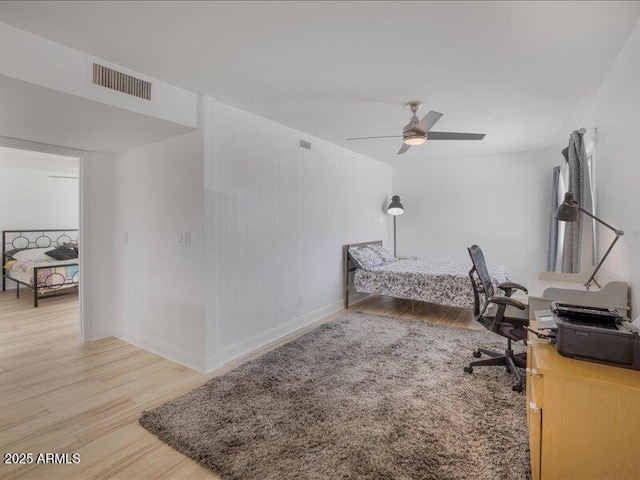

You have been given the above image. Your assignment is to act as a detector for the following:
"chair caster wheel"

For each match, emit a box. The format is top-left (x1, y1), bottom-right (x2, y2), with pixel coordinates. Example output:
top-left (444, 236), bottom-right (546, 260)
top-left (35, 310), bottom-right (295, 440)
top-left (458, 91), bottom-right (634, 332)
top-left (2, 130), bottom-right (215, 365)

top-left (464, 366), bottom-right (473, 374)
top-left (472, 350), bottom-right (481, 358)
top-left (506, 367), bottom-right (511, 374)
top-left (512, 385), bottom-right (523, 392)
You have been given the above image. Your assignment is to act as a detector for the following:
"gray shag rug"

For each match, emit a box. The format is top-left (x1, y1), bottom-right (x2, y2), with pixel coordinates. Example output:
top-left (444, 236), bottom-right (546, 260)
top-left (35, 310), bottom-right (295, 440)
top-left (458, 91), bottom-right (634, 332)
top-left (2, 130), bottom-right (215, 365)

top-left (140, 312), bottom-right (530, 480)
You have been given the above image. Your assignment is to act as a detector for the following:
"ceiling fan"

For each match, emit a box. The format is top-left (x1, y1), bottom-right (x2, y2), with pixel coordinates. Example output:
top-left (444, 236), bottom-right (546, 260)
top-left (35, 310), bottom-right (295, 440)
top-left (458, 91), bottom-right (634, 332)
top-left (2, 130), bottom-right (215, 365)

top-left (346, 101), bottom-right (486, 155)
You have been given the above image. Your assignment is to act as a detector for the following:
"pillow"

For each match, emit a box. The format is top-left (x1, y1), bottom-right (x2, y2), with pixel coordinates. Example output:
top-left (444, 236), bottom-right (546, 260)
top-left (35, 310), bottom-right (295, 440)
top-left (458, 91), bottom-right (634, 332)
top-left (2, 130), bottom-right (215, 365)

top-left (13, 248), bottom-right (54, 262)
top-left (45, 246), bottom-right (78, 261)
top-left (4, 248), bottom-right (26, 259)
top-left (369, 244), bottom-right (398, 265)
top-left (349, 246), bottom-right (385, 270)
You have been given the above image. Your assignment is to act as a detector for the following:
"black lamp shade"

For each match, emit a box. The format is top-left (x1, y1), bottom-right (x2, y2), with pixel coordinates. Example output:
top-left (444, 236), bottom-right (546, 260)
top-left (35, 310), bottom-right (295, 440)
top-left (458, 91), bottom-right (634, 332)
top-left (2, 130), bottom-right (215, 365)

top-left (555, 192), bottom-right (580, 222)
top-left (387, 195), bottom-right (405, 216)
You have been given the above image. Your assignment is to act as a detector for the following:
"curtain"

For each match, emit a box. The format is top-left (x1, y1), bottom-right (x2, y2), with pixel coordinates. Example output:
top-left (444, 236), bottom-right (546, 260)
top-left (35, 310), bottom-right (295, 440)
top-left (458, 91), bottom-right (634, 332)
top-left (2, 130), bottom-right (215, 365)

top-left (547, 166), bottom-right (561, 271)
top-left (561, 131), bottom-right (587, 273)
top-left (547, 130), bottom-right (595, 274)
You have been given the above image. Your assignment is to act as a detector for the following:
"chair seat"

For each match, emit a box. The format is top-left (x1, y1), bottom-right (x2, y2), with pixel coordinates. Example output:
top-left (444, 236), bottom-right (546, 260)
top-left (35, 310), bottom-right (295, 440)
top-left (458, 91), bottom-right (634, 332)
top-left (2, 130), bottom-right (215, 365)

top-left (486, 303), bottom-right (529, 341)
top-left (497, 322), bottom-right (527, 341)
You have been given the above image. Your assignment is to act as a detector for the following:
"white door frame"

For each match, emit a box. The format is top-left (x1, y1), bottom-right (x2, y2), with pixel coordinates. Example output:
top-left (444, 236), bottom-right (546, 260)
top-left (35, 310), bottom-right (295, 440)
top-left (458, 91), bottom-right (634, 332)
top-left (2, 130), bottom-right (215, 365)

top-left (0, 135), bottom-right (88, 342)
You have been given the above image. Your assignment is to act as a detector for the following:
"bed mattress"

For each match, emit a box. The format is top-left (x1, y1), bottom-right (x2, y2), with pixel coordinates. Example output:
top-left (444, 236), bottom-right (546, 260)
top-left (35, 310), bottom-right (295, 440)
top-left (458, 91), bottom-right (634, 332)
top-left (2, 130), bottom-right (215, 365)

top-left (5, 270), bottom-right (33, 285)
top-left (4, 260), bottom-right (79, 292)
top-left (353, 259), bottom-right (510, 309)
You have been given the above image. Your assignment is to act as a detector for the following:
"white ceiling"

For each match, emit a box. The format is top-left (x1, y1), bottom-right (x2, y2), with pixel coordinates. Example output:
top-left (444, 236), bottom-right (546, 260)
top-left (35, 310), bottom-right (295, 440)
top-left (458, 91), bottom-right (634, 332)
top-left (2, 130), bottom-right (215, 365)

top-left (0, 74), bottom-right (193, 153)
top-left (1, 1), bottom-right (639, 164)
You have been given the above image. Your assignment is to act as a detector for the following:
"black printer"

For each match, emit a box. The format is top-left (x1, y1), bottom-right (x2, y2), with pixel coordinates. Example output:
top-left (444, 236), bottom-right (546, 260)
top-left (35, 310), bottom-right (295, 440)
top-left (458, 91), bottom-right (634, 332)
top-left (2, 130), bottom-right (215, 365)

top-left (549, 302), bottom-right (640, 371)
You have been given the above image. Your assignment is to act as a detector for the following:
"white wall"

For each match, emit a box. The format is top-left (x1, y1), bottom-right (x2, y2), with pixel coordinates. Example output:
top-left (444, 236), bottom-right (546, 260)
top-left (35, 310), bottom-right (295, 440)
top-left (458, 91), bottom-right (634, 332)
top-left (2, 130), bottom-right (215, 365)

top-left (0, 150), bottom-right (79, 289)
top-left (111, 131), bottom-right (205, 370)
top-left (203, 98), bottom-right (392, 369)
top-left (392, 149), bottom-right (560, 282)
top-left (575, 18), bottom-right (640, 314)
top-left (82, 152), bottom-right (114, 340)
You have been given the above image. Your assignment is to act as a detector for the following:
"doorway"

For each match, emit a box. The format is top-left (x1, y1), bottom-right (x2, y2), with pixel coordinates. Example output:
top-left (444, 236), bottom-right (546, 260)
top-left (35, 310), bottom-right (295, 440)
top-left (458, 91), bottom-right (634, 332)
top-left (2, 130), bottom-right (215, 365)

top-left (0, 135), bottom-right (87, 341)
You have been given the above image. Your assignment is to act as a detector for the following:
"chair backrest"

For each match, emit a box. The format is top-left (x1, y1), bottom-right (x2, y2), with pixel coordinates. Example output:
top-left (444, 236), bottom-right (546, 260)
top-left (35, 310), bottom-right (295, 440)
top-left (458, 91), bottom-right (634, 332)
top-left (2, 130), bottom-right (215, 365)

top-left (467, 245), bottom-right (495, 319)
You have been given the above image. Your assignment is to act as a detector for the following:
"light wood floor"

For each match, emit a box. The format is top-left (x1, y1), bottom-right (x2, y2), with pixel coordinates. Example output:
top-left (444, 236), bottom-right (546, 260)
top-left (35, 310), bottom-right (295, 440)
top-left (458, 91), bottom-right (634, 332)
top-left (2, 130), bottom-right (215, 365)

top-left (353, 294), bottom-right (481, 330)
top-left (0, 291), bottom-right (476, 479)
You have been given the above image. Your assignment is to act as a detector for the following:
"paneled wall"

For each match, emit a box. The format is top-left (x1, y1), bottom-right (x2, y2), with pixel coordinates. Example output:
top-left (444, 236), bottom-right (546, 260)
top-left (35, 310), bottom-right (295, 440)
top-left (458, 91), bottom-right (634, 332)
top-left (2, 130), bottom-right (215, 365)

top-left (204, 98), bottom-right (392, 369)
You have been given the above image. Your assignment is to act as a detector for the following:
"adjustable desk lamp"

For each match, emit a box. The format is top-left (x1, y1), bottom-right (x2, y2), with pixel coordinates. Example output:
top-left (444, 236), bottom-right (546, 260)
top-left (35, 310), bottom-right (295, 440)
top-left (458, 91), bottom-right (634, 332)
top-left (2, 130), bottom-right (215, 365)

top-left (555, 192), bottom-right (624, 290)
top-left (387, 195), bottom-right (405, 258)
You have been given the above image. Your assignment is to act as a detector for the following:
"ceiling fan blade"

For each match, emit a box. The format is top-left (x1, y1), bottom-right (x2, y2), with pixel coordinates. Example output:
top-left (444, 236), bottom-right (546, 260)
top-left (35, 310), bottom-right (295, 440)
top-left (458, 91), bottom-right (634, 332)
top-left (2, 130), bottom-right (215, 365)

top-left (417, 111), bottom-right (443, 132)
top-left (397, 143), bottom-right (411, 155)
top-left (427, 132), bottom-right (486, 140)
top-left (346, 135), bottom-right (403, 141)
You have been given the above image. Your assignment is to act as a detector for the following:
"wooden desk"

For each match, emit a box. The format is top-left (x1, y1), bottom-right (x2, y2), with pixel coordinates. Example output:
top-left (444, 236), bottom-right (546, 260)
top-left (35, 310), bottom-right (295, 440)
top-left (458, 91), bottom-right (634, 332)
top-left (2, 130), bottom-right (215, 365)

top-left (526, 321), bottom-right (640, 479)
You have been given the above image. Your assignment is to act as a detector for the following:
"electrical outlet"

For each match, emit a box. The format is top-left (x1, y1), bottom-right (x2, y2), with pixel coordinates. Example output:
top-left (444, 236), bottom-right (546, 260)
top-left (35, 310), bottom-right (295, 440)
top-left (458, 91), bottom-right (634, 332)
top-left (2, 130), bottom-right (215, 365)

top-left (178, 231), bottom-right (191, 248)
top-left (297, 295), bottom-right (304, 307)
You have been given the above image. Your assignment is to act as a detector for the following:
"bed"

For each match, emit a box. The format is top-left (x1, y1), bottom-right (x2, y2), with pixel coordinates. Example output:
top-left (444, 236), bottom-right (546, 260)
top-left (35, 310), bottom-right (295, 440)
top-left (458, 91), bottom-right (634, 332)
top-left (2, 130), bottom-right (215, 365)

top-left (343, 240), bottom-right (510, 309)
top-left (2, 229), bottom-right (79, 307)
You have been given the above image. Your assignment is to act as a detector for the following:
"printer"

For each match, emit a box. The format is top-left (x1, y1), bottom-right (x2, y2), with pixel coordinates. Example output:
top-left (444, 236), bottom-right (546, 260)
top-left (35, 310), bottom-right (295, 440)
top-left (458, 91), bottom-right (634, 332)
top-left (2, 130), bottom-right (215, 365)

top-left (546, 302), bottom-right (640, 371)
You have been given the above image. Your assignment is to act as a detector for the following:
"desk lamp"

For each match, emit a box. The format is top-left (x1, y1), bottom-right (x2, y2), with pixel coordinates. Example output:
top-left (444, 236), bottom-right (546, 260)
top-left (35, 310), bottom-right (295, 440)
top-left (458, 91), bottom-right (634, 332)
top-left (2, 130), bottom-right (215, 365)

top-left (555, 192), bottom-right (624, 289)
top-left (387, 195), bottom-right (405, 257)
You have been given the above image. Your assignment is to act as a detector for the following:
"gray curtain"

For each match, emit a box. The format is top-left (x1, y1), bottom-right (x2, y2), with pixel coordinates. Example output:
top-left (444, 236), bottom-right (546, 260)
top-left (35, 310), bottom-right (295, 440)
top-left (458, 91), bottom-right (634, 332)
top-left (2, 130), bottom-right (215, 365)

top-left (561, 131), bottom-right (587, 273)
top-left (547, 166), bottom-right (561, 271)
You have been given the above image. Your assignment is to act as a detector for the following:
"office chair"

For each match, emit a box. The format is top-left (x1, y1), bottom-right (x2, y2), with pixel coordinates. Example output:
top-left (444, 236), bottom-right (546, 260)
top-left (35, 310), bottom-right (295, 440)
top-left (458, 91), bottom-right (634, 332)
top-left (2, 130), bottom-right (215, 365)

top-left (464, 245), bottom-right (529, 392)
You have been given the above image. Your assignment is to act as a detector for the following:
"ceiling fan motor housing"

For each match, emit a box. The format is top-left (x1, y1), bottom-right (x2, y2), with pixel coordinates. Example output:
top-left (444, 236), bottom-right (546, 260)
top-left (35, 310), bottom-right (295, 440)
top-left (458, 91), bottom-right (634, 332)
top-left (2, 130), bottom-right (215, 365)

top-left (344, 100), bottom-right (484, 154)
top-left (403, 117), bottom-right (426, 145)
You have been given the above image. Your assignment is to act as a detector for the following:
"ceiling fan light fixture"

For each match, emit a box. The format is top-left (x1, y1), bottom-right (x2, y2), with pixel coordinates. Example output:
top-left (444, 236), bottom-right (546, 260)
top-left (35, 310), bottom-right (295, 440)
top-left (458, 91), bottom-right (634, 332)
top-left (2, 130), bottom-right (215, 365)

top-left (403, 133), bottom-right (426, 146)
top-left (344, 101), bottom-right (485, 156)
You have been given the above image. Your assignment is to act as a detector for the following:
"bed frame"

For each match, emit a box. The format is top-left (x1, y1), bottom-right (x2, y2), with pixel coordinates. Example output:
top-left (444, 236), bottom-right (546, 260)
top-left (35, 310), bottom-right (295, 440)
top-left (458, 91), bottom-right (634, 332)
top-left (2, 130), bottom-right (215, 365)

top-left (343, 240), bottom-right (383, 309)
top-left (2, 229), bottom-right (79, 307)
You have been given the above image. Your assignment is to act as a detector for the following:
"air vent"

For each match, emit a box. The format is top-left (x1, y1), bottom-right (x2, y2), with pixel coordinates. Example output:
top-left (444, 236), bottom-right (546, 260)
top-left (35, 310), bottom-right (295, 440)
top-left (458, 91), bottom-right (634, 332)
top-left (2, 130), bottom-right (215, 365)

top-left (92, 63), bottom-right (151, 100)
top-left (299, 140), bottom-right (312, 150)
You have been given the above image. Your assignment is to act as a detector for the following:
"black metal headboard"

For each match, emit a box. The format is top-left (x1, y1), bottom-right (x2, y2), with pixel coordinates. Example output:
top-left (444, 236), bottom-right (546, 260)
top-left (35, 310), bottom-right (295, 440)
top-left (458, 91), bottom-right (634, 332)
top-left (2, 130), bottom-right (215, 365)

top-left (343, 240), bottom-right (383, 309)
top-left (2, 229), bottom-right (79, 259)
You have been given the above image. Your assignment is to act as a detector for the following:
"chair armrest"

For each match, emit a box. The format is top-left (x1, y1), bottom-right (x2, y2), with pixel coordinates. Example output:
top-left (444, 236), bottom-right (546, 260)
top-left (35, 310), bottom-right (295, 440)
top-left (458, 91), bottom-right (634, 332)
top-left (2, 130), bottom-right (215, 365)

top-left (498, 281), bottom-right (528, 297)
top-left (488, 295), bottom-right (527, 311)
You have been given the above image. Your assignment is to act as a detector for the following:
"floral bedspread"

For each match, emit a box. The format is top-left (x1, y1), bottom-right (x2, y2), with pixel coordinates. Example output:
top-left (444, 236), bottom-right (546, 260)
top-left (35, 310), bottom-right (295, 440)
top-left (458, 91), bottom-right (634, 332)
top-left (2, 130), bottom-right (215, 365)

top-left (353, 259), bottom-right (510, 309)
top-left (4, 259), bottom-right (80, 291)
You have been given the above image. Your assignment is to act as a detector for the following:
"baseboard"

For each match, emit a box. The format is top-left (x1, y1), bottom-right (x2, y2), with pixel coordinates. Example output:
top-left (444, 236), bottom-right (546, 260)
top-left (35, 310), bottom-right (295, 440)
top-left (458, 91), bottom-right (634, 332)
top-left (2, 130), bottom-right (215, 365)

top-left (205, 299), bottom-right (345, 372)
top-left (84, 324), bottom-right (112, 341)
top-left (347, 291), bottom-right (371, 306)
top-left (114, 326), bottom-right (206, 372)
top-left (110, 296), bottom-right (366, 373)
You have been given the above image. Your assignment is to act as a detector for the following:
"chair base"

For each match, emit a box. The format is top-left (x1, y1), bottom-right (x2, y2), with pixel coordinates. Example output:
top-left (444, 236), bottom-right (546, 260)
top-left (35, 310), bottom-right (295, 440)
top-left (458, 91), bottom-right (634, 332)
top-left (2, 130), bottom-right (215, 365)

top-left (464, 347), bottom-right (527, 392)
